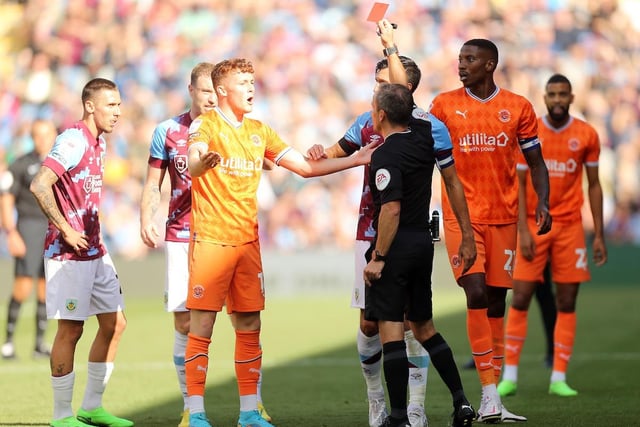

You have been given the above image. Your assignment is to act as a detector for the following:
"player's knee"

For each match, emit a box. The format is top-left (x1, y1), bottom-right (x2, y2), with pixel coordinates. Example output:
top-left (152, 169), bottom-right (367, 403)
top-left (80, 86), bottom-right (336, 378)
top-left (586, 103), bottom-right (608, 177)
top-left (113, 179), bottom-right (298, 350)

top-left (114, 311), bottom-right (127, 337)
top-left (360, 319), bottom-right (379, 336)
top-left (511, 294), bottom-right (531, 311)
top-left (174, 314), bottom-right (190, 335)
top-left (58, 320), bottom-right (84, 344)
top-left (410, 320), bottom-right (436, 342)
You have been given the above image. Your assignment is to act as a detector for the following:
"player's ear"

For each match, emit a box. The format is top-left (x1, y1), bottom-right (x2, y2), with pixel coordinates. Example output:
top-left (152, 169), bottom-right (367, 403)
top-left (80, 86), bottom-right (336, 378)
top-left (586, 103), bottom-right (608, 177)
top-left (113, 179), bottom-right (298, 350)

top-left (84, 99), bottom-right (95, 114)
top-left (216, 85), bottom-right (226, 97)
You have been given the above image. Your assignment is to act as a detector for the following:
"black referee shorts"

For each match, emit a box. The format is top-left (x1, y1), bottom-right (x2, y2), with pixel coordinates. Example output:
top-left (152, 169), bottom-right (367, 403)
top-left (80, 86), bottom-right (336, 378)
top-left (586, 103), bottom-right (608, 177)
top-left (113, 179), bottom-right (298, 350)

top-left (15, 217), bottom-right (47, 278)
top-left (364, 230), bottom-right (434, 323)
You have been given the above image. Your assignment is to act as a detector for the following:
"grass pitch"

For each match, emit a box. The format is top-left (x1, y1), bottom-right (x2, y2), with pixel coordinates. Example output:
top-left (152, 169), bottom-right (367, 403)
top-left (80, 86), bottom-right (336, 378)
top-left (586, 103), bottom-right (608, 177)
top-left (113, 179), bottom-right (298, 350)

top-left (0, 246), bottom-right (638, 426)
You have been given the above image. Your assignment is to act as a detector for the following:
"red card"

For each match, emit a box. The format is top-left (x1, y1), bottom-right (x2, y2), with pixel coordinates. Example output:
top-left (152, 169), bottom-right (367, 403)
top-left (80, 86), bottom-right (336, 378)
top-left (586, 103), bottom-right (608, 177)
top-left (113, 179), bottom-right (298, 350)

top-left (367, 2), bottom-right (389, 22)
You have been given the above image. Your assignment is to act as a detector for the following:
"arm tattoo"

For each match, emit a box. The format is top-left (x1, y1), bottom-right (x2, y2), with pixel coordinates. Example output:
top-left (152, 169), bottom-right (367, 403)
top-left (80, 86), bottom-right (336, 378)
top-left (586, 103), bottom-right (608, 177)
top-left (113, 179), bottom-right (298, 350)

top-left (30, 168), bottom-right (70, 233)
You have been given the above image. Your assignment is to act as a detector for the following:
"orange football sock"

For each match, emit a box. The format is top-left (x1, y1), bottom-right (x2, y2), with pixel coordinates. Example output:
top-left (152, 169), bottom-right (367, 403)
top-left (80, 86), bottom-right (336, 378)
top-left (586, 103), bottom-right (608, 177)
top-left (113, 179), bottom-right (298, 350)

top-left (504, 307), bottom-right (528, 367)
top-left (553, 311), bottom-right (576, 373)
top-left (185, 333), bottom-right (211, 398)
top-left (489, 316), bottom-right (505, 382)
top-left (235, 329), bottom-right (262, 396)
top-left (467, 308), bottom-right (495, 386)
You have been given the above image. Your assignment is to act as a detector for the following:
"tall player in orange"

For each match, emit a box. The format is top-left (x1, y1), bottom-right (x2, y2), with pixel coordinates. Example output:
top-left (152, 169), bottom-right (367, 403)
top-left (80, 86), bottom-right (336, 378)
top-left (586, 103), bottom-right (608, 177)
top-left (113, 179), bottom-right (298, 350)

top-left (185, 58), bottom-right (378, 427)
top-left (429, 39), bottom-right (552, 423)
top-left (498, 74), bottom-right (607, 398)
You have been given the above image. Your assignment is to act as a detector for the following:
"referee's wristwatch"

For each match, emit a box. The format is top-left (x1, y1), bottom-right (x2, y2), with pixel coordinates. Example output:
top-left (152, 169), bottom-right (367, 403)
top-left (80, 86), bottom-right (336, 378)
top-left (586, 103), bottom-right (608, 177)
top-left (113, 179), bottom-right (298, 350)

top-left (374, 250), bottom-right (387, 262)
top-left (382, 45), bottom-right (398, 57)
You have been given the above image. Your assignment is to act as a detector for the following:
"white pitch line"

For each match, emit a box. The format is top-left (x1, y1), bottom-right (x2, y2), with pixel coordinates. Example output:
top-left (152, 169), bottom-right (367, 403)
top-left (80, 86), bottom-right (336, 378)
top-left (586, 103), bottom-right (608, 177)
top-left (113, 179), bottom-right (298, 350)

top-left (2, 352), bottom-right (639, 375)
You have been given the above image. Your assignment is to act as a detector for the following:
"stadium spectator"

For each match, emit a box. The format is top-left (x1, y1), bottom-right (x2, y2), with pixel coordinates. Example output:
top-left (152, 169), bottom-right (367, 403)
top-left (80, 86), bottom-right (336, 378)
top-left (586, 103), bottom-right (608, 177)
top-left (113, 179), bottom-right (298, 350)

top-left (0, 1), bottom-right (637, 255)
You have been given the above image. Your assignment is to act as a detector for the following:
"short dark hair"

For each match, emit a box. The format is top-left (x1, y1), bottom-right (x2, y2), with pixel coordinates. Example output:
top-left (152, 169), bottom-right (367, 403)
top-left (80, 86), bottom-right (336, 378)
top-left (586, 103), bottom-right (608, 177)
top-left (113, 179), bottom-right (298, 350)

top-left (374, 83), bottom-right (413, 126)
top-left (463, 38), bottom-right (499, 63)
top-left (546, 73), bottom-right (572, 91)
top-left (82, 78), bottom-right (118, 103)
top-left (375, 55), bottom-right (421, 94)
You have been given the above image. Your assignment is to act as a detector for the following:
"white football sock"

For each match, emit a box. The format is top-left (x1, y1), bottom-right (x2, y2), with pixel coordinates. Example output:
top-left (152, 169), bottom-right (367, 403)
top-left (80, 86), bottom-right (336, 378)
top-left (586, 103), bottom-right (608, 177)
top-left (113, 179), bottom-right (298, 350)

top-left (81, 362), bottom-right (114, 411)
top-left (405, 329), bottom-right (430, 406)
top-left (357, 328), bottom-right (384, 397)
top-left (174, 331), bottom-right (188, 408)
top-left (52, 371), bottom-right (75, 420)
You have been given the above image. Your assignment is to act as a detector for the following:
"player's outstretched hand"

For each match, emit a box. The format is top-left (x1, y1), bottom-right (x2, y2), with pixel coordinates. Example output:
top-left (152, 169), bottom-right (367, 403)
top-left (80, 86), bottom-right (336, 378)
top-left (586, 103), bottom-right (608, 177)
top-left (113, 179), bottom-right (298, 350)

top-left (200, 151), bottom-right (221, 169)
top-left (306, 144), bottom-right (328, 160)
top-left (356, 137), bottom-right (383, 166)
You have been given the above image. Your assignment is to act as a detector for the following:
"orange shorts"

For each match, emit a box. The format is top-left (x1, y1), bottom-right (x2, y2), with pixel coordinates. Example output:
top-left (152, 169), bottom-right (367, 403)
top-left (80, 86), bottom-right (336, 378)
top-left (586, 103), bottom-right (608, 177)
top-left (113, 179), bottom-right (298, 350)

top-left (514, 218), bottom-right (590, 284)
top-left (187, 239), bottom-right (265, 313)
top-left (444, 220), bottom-right (516, 288)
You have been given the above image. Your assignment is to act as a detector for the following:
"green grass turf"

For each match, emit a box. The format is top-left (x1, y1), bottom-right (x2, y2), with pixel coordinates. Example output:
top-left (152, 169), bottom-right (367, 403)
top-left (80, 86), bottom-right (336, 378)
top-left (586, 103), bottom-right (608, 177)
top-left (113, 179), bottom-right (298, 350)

top-left (0, 246), bottom-right (638, 426)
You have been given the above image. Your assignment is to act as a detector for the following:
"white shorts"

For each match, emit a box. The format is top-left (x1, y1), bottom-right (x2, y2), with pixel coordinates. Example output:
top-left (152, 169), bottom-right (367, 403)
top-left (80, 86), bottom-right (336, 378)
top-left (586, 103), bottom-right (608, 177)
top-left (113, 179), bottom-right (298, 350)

top-left (351, 240), bottom-right (372, 309)
top-left (165, 241), bottom-right (189, 312)
top-left (44, 254), bottom-right (124, 321)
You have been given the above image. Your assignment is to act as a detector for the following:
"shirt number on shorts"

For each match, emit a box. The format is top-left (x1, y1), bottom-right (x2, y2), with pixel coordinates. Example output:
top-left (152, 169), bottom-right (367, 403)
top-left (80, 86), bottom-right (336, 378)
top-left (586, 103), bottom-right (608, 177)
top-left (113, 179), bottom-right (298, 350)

top-left (504, 249), bottom-right (515, 273)
top-left (575, 248), bottom-right (588, 270)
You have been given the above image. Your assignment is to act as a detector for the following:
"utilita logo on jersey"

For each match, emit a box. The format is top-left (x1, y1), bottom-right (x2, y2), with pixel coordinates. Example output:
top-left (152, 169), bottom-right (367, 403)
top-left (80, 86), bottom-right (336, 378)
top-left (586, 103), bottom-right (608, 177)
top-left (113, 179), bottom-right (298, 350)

top-left (83, 175), bottom-right (103, 194)
top-left (458, 131), bottom-right (509, 153)
top-left (546, 158), bottom-right (577, 177)
top-left (218, 156), bottom-right (264, 177)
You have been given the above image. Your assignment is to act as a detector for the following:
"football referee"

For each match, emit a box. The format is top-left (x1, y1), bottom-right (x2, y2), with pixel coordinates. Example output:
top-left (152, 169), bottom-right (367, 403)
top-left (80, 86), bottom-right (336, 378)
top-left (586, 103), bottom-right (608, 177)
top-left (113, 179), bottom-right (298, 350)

top-left (362, 78), bottom-right (476, 427)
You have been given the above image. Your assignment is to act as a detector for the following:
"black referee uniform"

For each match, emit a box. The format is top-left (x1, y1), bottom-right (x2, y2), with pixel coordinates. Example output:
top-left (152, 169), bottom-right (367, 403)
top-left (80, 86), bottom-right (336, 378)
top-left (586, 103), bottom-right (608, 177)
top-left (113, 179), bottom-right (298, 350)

top-left (365, 110), bottom-right (436, 323)
top-left (3, 150), bottom-right (48, 278)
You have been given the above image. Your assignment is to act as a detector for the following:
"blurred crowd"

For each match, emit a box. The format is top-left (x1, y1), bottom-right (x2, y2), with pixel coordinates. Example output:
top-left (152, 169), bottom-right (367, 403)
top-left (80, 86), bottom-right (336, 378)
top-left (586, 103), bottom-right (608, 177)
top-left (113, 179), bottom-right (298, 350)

top-left (1, 0), bottom-right (639, 259)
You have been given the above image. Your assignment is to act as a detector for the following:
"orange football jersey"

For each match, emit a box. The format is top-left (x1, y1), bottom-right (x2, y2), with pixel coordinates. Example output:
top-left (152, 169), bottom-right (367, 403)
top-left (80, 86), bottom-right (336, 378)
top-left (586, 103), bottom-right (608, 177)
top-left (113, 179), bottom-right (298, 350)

top-left (188, 109), bottom-right (291, 245)
top-left (430, 87), bottom-right (539, 224)
top-left (518, 115), bottom-right (600, 223)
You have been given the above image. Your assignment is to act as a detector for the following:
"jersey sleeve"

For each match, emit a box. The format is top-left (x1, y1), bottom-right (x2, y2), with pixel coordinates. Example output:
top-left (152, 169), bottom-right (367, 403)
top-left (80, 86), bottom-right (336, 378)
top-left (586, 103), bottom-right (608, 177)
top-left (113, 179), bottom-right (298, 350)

top-left (342, 111), bottom-right (372, 151)
top-left (427, 96), bottom-right (444, 122)
top-left (429, 113), bottom-right (452, 152)
top-left (0, 169), bottom-right (13, 194)
top-left (584, 126), bottom-right (601, 166)
top-left (43, 129), bottom-right (85, 177)
top-left (517, 100), bottom-right (540, 153)
top-left (149, 121), bottom-right (170, 168)
top-left (263, 123), bottom-right (292, 165)
top-left (372, 150), bottom-right (403, 204)
top-left (187, 116), bottom-right (211, 152)
top-left (429, 113), bottom-right (455, 170)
